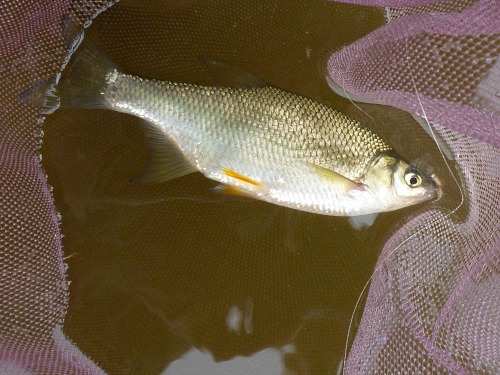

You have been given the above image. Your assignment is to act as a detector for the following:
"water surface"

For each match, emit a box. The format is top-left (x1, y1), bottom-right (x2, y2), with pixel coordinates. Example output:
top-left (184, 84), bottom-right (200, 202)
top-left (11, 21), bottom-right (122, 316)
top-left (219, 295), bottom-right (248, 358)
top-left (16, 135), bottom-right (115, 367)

top-left (41, 1), bottom-right (450, 373)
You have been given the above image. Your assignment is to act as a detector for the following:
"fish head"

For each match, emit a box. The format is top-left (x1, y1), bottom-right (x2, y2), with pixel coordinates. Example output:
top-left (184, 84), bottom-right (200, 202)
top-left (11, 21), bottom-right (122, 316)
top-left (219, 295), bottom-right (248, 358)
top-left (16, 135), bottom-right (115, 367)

top-left (364, 152), bottom-right (442, 212)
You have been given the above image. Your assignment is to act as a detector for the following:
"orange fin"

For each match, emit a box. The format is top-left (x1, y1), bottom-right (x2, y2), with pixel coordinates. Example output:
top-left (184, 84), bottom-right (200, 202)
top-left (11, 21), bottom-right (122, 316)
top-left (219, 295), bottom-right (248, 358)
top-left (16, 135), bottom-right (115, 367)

top-left (222, 168), bottom-right (262, 186)
top-left (213, 185), bottom-right (255, 198)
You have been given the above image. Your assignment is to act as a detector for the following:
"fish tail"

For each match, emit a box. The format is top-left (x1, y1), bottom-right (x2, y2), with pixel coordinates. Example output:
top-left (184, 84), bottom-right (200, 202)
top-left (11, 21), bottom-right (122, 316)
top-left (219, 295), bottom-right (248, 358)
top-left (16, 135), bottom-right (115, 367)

top-left (57, 38), bottom-right (119, 109)
top-left (19, 37), bottom-right (119, 112)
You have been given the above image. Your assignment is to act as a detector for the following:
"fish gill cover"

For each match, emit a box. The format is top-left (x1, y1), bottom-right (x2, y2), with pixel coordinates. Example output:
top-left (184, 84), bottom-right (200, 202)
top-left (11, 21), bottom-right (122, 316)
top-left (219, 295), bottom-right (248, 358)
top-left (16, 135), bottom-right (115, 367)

top-left (0, 0), bottom-right (498, 375)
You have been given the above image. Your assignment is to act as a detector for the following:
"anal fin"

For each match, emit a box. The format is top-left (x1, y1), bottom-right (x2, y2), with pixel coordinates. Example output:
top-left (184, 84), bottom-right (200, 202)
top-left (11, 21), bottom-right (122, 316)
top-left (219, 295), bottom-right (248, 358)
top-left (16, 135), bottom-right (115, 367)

top-left (131, 121), bottom-right (197, 184)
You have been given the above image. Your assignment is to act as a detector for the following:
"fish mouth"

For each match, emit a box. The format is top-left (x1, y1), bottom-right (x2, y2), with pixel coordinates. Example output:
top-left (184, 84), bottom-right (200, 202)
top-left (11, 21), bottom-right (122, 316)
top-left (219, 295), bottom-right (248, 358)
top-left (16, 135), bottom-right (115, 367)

top-left (430, 173), bottom-right (444, 202)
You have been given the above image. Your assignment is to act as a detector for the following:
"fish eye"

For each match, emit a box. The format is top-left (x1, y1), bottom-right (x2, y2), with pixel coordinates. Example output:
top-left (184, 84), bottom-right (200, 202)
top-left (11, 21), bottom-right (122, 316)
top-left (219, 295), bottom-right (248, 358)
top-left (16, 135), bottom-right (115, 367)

top-left (404, 172), bottom-right (422, 188)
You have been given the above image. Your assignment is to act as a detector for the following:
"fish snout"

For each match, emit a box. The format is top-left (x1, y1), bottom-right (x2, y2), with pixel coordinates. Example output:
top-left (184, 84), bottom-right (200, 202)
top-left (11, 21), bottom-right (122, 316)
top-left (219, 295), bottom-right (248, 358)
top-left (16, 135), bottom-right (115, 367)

top-left (430, 173), bottom-right (443, 201)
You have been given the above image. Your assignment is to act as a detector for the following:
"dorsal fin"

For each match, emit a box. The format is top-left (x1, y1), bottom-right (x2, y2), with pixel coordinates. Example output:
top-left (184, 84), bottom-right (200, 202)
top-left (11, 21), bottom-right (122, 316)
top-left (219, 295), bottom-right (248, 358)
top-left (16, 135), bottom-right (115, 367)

top-left (199, 57), bottom-right (267, 88)
top-left (325, 75), bottom-right (379, 104)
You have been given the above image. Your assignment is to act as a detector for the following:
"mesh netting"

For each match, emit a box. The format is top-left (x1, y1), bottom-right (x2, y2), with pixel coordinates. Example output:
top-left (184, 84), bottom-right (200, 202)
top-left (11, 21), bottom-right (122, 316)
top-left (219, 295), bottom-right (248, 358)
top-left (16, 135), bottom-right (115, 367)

top-left (327, 0), bottom-right (500, 374)
top-left (1, 0), bottom-right (498, 374)
top-left (343, 129), bottom-right (499, 374)
top-left (0, 1), bottom-right (111, 373)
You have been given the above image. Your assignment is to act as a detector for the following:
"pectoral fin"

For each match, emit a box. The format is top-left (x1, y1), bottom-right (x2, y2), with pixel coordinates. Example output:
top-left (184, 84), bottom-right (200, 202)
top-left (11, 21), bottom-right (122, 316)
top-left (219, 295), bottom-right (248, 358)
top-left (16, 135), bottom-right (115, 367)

top-left (305, 162), bottom-right (364, 194)
top-left (348, 213), bottom-right (379, 230)
top-left (131, 122), bottom-right (197, 184)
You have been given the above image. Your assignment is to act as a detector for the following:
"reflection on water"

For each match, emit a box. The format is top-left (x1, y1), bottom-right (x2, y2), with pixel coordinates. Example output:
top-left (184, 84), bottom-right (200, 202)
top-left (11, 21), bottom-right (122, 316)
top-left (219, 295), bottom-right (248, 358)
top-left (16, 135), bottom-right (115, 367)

top-left (162, 345), bottom-right (306, 375)
top-left (40, 0), bottom-right (455, 374)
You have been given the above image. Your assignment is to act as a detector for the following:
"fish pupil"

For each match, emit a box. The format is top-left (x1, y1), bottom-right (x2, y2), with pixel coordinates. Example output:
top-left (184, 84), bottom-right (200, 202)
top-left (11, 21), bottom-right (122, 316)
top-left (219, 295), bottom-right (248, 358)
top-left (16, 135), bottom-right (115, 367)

top-left (410, 176), bottom-right (418, 185)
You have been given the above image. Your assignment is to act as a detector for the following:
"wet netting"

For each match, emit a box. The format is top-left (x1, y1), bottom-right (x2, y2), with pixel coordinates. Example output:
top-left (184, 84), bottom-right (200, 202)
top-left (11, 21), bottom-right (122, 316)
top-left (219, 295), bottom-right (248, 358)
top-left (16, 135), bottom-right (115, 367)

top-left (327, 0), bottom-right (499, 374)
top-left (1, 0), bottom-right (498, 374)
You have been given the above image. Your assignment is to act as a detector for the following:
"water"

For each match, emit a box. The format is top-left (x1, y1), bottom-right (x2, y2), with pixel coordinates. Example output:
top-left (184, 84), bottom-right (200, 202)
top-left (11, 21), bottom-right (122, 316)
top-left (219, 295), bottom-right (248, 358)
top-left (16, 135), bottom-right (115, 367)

top-left (40, 1), bottom-right (450, 373)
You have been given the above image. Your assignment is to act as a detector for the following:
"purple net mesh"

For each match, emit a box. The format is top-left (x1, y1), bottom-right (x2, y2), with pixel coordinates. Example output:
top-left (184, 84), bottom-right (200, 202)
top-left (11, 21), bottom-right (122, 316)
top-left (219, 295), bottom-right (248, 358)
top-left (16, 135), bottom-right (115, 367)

top-left (0, 1), bottom-right (110, 373)
top-left (1, 0), bottom-right (498, 374)
top-left (327, 0), bottom-right (499, 374)
top-left (328, 0), bottom-right (499, 148)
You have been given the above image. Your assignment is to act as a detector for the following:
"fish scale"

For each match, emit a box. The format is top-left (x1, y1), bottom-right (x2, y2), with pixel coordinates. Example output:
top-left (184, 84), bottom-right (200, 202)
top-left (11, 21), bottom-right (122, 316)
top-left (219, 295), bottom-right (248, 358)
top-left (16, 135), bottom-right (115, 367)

top-left (106, 75), bottom-right (390, 181)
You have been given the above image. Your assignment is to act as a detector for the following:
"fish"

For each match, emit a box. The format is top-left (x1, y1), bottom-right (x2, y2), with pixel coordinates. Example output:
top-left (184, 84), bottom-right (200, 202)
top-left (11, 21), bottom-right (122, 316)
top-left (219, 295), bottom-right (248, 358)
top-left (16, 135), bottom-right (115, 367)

top-left (21, 39), bottom-right (442, 217)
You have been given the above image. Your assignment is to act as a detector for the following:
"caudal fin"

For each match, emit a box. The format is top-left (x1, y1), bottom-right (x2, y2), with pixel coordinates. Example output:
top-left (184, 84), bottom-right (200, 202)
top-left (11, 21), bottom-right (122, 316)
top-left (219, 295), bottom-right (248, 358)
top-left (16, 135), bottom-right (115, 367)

top-left (57, 38), bottom-right (119, 109)
top-left (20, 37), bottom-right (119, 112)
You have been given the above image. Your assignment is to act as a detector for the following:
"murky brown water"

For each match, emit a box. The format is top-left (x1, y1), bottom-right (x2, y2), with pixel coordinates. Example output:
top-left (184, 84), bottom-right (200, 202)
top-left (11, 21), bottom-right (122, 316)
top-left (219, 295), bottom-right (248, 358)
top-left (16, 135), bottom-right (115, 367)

top-left (41, 1), bottom-right (453, 374)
